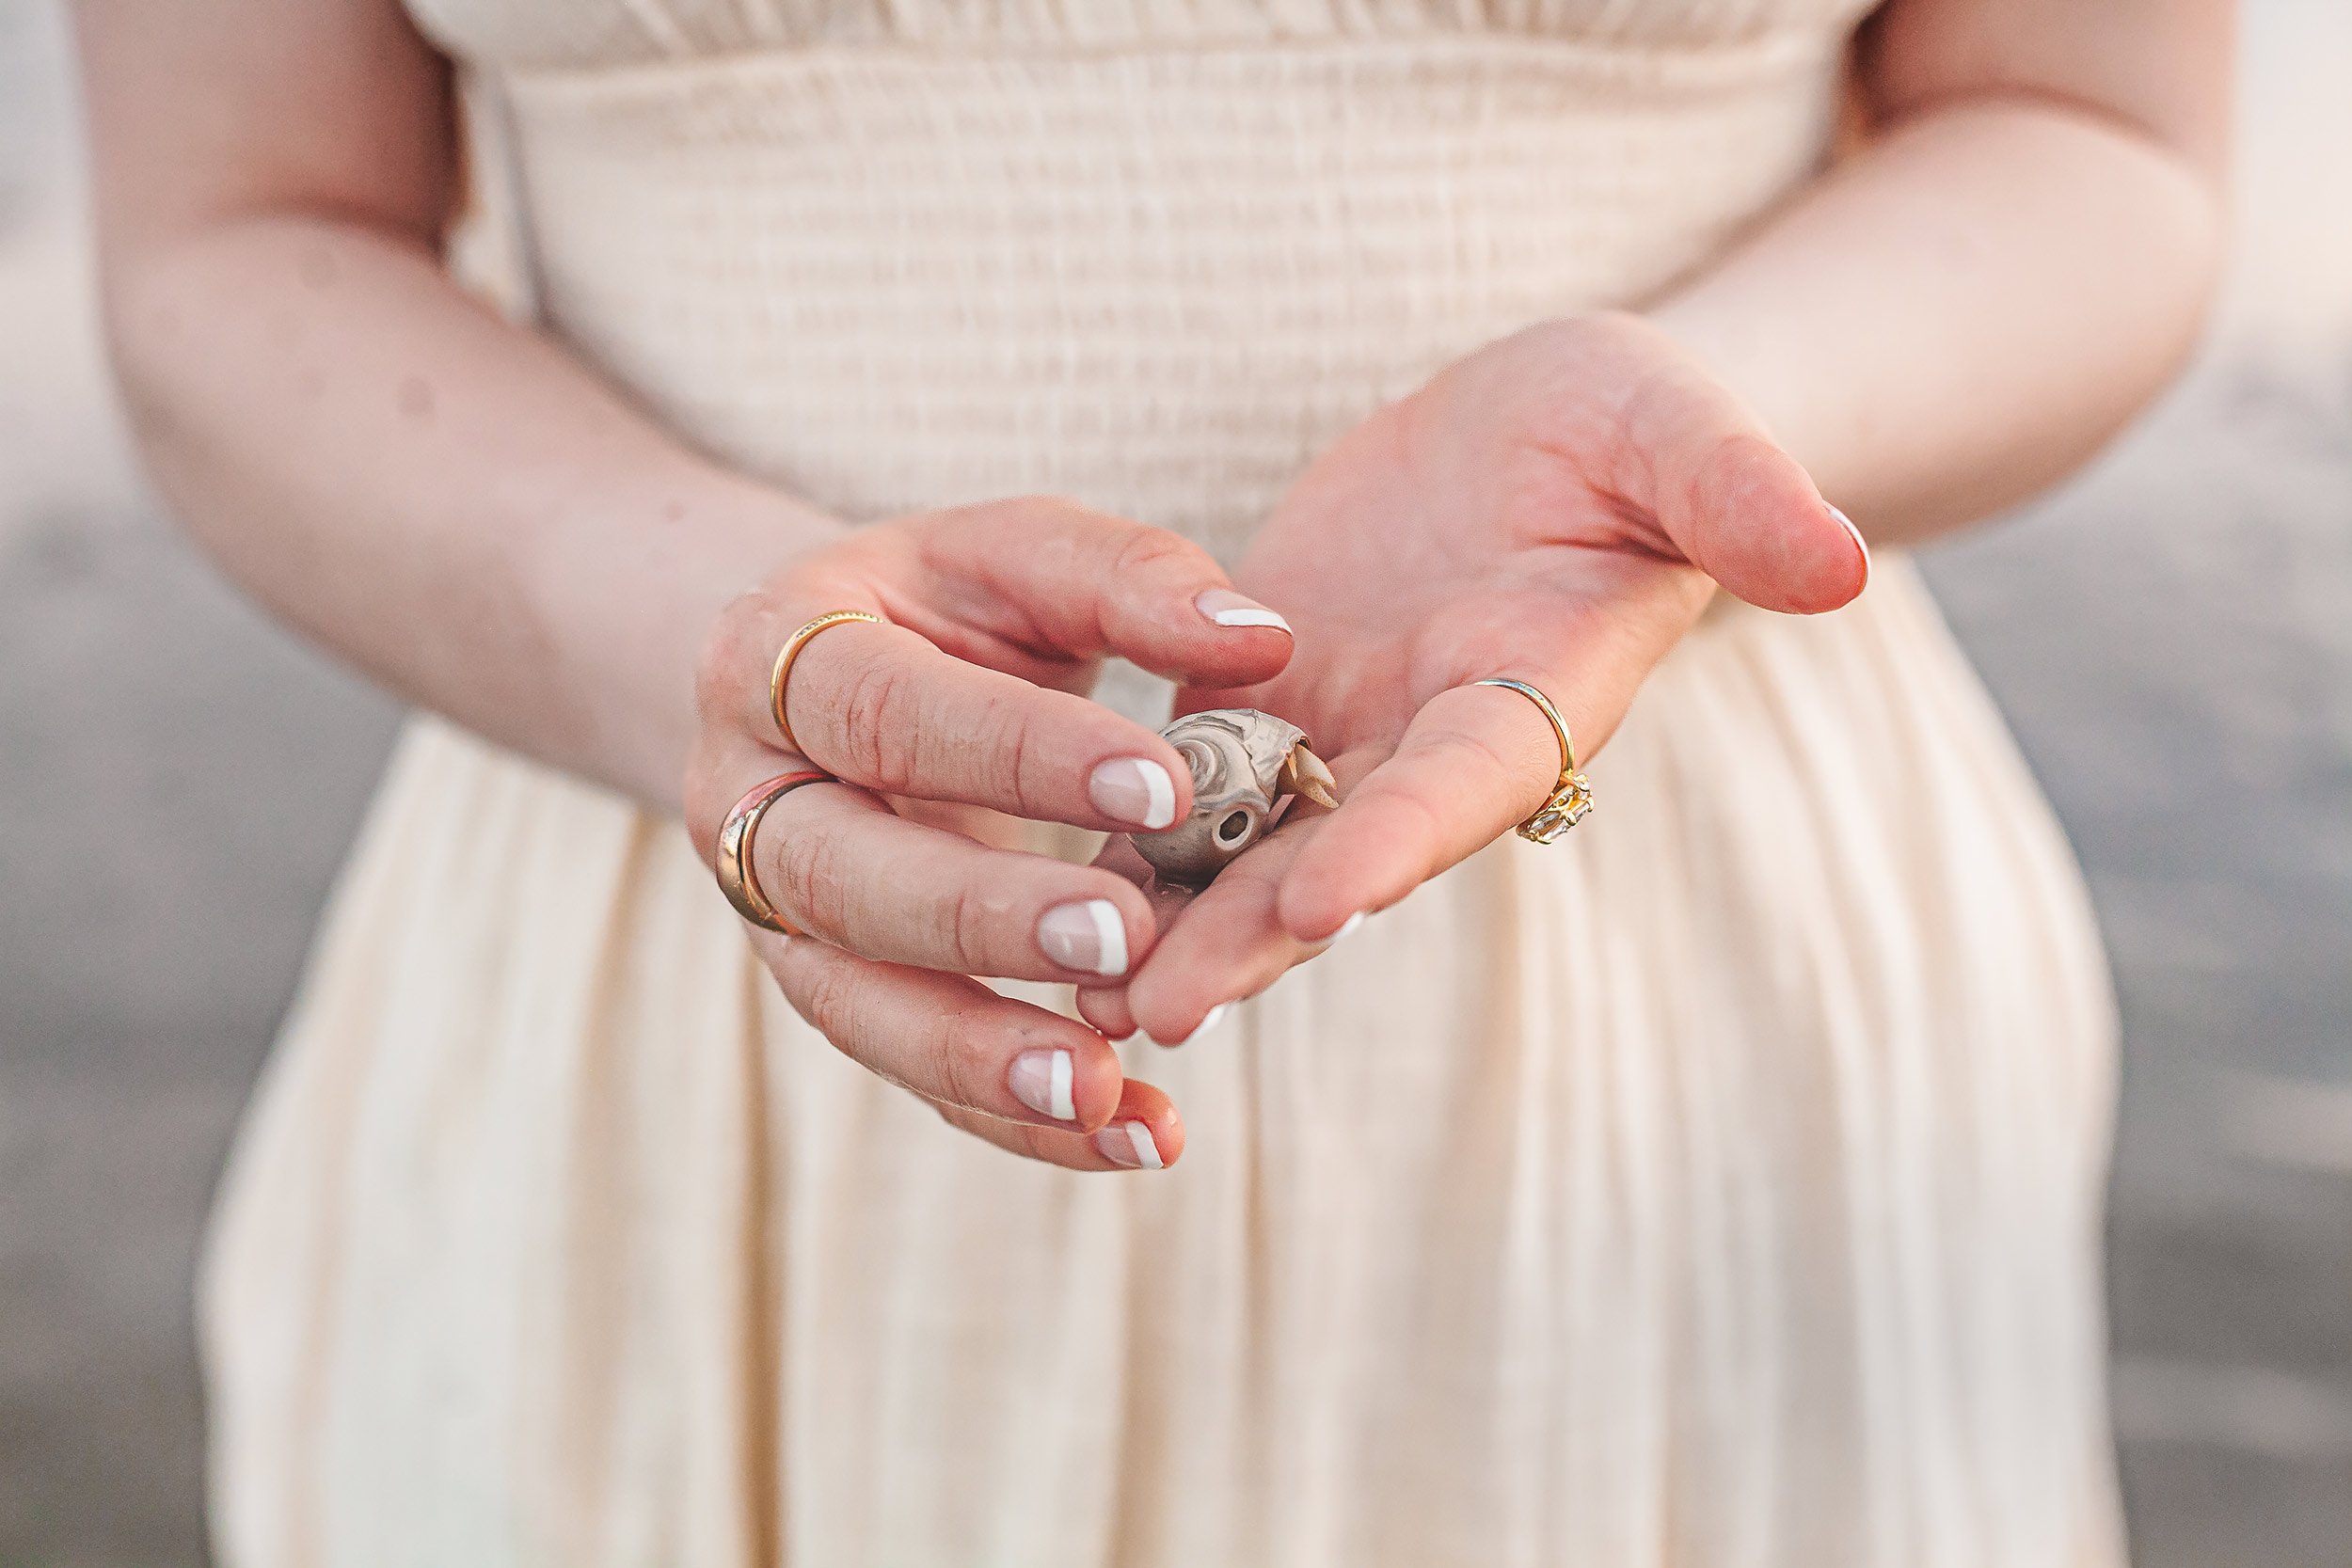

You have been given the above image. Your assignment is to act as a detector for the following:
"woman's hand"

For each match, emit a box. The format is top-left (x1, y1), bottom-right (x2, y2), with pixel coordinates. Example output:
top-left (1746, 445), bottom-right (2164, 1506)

top-left (1079, 313), bottom-right (1871, 1043)
top-left (681, 499), bottom-right (1295, 1170)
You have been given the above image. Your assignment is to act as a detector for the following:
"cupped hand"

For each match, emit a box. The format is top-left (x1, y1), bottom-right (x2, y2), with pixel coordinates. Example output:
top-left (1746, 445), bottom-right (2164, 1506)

top-left (681, 498), bottom-right (1295, 1169)
top-left (1079, 312), bottom-right (1870, 1044)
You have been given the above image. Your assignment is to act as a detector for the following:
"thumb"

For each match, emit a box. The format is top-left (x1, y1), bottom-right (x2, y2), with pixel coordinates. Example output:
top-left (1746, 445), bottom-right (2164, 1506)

top-left (1615, 367), bottom-right (1870, 614)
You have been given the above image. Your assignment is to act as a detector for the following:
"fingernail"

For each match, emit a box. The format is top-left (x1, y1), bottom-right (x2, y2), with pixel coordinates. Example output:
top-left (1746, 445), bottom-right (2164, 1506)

top-left (1089, 757), bottom-right (1178, 831)
top-left (1196, 589), bottom-right (1292, 634)
top-left (1827, 504), bottom-right (1871, 588)
top-left (1008, 1049), bottom-right (1076, 1121)
top-left (1096, 1120), bottom-right (1166, 1170)
top-left (1038, 898), bottom-right (1130, 977)
top-left (1318, 911), bottom-right (1365, 947)
top-left (1152, 1001), bottom-right (1232, 1048)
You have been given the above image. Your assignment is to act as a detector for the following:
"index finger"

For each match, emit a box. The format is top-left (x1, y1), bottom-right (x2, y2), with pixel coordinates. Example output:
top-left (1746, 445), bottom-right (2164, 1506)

top-left (889, 499), bottom-right (1297, 690)
top-left (1273, 682), bottom-right (1581, 942)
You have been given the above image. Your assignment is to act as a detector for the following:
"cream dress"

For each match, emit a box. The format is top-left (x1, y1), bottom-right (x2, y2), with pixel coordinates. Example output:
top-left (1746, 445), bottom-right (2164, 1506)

top-left (200, 2), bottom-right (2126, 1564)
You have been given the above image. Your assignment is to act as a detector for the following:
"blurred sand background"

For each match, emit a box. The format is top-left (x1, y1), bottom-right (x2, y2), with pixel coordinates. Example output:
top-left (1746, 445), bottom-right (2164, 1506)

top-left (2, 2), bottom-right (2346, 1562)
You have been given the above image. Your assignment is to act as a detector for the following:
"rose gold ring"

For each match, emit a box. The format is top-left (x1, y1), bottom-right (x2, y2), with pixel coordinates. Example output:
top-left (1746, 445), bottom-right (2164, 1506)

top-left (769, 609), bottom-right (885, 753)
top-left (713, 770), bottom-right (834, 934)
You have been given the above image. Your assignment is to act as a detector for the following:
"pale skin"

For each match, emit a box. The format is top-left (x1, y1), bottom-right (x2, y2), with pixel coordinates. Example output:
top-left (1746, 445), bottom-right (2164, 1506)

top-left (76, 0), bottom-right (2228, 1170)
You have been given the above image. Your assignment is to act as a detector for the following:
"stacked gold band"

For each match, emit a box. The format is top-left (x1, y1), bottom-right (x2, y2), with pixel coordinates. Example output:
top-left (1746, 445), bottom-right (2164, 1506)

top-left (770, 609), bottom-right (885, 753)
top-left (1472, 677), bottom-right (1595, 843)
top-left (714, 770), bottom-right (834, 934)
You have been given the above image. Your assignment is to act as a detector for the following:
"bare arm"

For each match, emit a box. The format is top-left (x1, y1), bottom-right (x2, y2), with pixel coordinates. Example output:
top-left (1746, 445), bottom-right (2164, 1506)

top-left (76, 0), bottom-right (1309, 1172)
top-left (75, 0), bottom-right (834, 808)
top-left (1653, 0), bottom-right (2231, 541)
top-left (1100, 0), bottom-right (2235, 1029)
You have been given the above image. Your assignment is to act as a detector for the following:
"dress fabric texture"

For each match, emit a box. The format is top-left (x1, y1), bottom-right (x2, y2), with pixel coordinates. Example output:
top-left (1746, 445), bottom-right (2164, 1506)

top-left (201, 1), bottom-right (2125, 1563)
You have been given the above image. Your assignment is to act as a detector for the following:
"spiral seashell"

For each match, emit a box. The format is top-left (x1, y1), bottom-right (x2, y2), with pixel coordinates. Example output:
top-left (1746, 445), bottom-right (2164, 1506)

top-left (1132, 709), bottom-right (1338, 885)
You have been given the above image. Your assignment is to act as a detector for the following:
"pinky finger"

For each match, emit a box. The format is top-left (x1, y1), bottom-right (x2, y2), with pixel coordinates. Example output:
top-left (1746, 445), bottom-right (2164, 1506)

top-left (758, 929), bottom-right (1128, 1134)
top-left (938, 1081), bottom-right (1184, 1171)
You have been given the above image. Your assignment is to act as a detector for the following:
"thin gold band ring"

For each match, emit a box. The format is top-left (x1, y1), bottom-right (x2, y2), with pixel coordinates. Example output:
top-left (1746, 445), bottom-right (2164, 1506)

top-left (769, 609), bottom-right (885, 753)
top-left (1472, 677), bottom-right (1595, 843)
top-left (714, 769), bottom-right (834, 934)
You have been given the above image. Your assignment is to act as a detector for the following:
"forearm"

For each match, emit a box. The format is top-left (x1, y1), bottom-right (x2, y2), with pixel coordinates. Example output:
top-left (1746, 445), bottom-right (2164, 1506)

top-left (104, 214), bottom-right (839, 809)
top-left (1650, 97), bottom-right (2224, 543)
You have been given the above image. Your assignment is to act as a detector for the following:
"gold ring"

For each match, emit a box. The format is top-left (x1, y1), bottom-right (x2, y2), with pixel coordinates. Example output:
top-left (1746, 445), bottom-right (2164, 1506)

top-left (714, 770), bottom-right (834, 933)
top-left (769, 610), bottom-right (885, 753)
top-left (1472, 677), bottom-right (1595, 843)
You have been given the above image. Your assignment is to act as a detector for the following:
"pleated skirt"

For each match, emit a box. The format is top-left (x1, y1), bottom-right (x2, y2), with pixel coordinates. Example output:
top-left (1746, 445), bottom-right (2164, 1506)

top-left (201, 559), bottom-right (2123, 1567)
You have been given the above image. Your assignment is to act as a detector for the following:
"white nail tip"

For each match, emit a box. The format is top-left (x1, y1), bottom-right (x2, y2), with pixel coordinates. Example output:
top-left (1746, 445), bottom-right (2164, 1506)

top-left (1009, 1050), bottom-right (1075, 1122)
top-left (1186, 1003), bottom-right (1231, 1043)
top-left (1125, 1121), bottom-right (1165, 1170)
top-left (1210, 607), bottom-right (1293, 631)
top-left (1138, 760), bottom-right (1177, 831)
top-left (1084, 898), bottom-right (1129, 977)
top-left (1330, 911), bottom-right (1366, 943)
top-left (1144, 1001), bottom-right (1232, 1050)
top-left (1827, 504), bottom-right (1872, 584)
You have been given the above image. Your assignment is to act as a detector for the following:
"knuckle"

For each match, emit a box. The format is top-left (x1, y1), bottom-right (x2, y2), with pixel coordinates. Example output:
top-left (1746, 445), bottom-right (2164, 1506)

top-left (981, 692), bottom-right (1049, 810)
top-left (1017, 493), bottom-right (1091, 527)
top-left (795, 952), bottom-right (866, 1048)
top-left (932, 1016), bottom-right (996, 1112)
top-left (970, 494), bottom-right (1082, 544)
top-left (835, 657), bottom-right (919, 790)
top-left (1692, 430), bottom-right (1784, 501)
top-left (936, 878), bottom-right (994, 975)
top-left (1105, 524), bottom-right (1199, 580)
top-left (770, 815), bottom-right (853, 938)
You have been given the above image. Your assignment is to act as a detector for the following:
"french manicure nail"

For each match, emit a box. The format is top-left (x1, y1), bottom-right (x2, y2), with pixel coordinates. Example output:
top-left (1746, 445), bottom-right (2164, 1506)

top-left (1008, 1049), bottom-right (1076, 1122)
top-left (1325, 911), bottom-right (1366, 945)
top-left (1196, 589), bottom-right (1292, 634)
top-left (1038, 898), bottom-right (1131, 977)
top-left (1157, 1002), bottom-right (1230, 1049)
top-left (1096, 1120), bottom-right (1166, 1170)
top-left (1089, 757), bottom-right (1178, 831)
top-left (1827, 504), bottom-right (1871, 587)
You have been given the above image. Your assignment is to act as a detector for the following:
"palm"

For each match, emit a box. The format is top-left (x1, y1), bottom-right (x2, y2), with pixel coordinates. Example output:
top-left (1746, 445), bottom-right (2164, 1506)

top-left (1088, 316), bottom-right (1867, 1043)
top-left (1189, 319), bottom-right (1720, 769)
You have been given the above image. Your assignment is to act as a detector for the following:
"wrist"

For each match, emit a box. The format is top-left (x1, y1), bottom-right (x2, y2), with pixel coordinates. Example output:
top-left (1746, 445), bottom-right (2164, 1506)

top-left (552, 467), bottom-right (848, 813)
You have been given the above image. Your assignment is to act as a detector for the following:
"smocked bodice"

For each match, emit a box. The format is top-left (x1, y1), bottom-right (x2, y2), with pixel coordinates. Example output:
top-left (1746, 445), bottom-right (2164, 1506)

top-left (411, 0), bottom-right (1875, 68)
top-left (418, 0), bottom-right (1874, 562)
